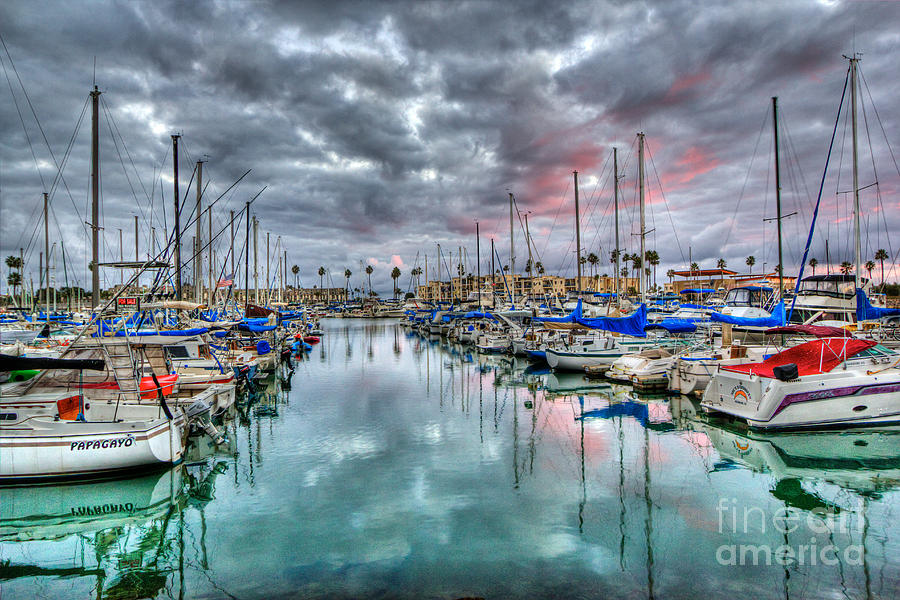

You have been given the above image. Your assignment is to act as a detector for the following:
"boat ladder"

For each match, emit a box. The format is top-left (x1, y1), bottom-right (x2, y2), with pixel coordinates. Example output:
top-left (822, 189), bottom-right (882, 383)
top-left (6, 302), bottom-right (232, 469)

top-left (100, 338), bottom-right (140, 394)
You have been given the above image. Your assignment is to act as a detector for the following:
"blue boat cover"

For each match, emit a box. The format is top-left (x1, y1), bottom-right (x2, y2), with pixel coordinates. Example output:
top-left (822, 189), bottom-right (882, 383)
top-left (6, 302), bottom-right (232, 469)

top-left (463, 311), bottom-right (496, 319)
top-left (709, 301), bottom-right (785, 327)
top-left (575, 303), bottom-right (648, 337)
top-left (533, 299), bottom-right (583, 323)
top-left (680, 288), bottom-right (715, 294)
top-left (645, 318), bottom-right (697, 334)
top-left (238, 323), bottom-right (277, 333)
top-left (856, 289), bottom-right (900, 321)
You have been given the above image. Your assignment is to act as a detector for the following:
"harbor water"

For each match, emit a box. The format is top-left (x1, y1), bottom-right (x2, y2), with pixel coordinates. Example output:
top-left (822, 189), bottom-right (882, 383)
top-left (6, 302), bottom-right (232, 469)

top-left (2, 319), bottom-right (898, 599)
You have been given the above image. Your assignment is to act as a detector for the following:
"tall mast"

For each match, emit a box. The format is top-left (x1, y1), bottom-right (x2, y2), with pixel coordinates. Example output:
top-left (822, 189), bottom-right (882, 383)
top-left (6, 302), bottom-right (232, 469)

top-left (43, 192), bottom-right (49, 313)
top-left (208, 208), bottom-right (214, 306)
top-left (118, 228), bottom-right (123, 288)
top-left (850, 55), bottom-right (861, 291)
top-left (195, 160), bottom-right (203, 302)
top-left (574, 170), bottom-right (582, 297)
top-left (134, 215), bottom-right (138, 291)
top-left (773, 97), bottom-right (784, 298)
top-left (524, 212), bottom-right (533, 283)
top-left (638, 133), bottom-right (646, 305)
top-left (253, 217), bottom-right (259, 303)
top-left (171, 135), bottom-right (182, 300)
top-left (614, 148), bottom-right (620, 304)
top-left (266, 232), bottom-right (271, 303)
top-left (508, 192), bottom-right (515, 278)
top-left (244, 202), bottom-right (250, 312)
top-left (476, 220), bottom-right (481, 310)
top-left (229, 210), bottom-right (235, 280)
top-left (90, 86), bottom-right (101, 308)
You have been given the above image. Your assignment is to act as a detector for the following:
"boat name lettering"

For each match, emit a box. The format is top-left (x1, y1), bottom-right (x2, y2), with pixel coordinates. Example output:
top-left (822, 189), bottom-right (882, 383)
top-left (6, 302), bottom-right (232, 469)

top-left (69, 436), bottom-right (134, 451)
top-left (71, 502), bottom-right (135, 516)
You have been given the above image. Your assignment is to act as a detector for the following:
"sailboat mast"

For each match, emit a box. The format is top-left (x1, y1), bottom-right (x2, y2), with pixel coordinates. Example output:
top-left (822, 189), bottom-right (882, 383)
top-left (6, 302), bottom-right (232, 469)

top-left (44, 192), bottom-right (49, 315)
top-left (476, 220), bottom-right (481, 311)
top-left (574, 170), bottom-right (582, 296)
top-left (244, 202), bottom-right (250, 312)
top-left (638, 133), bottom-right (646, 304)
top-left (90, 87), bottom-right (101, 308)
top-left (253, 217), bottom-right (259, 303)
top-left (134, 215), bottom-right (138, 291)
top-left (509, 192), bottom-right (515, 279)
top-left (195, 160), bottom-right (203, 302)
top-left (172, 134), bottom-right (181, 300)
top-left (850, 55), bottom-right (861, 290)
top-left (614, 148), bottom-right (620, 304)
top-left (208, 208), bottom-right (214, 306)
top-left (773, 97), bottom-right (784, 297)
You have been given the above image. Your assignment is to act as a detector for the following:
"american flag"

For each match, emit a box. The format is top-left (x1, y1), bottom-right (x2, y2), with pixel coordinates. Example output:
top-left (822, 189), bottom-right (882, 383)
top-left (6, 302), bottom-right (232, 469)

top-left (216, 275), bottom-right (234, 288)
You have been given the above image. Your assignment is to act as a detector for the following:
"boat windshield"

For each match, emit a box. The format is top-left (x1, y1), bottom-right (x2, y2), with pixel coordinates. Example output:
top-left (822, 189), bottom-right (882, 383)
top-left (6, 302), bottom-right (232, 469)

top-left (724, 288), bottom-right (765, 307)
top-left (798, 279), bottom-right (856, 298)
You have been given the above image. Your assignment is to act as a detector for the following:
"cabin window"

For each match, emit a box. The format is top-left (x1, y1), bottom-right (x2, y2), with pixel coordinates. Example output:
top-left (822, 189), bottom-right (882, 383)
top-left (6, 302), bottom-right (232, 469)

top-left (165, 345), bottom-right (190, 359)
top-left (0, 412), bottom-right (17, 420)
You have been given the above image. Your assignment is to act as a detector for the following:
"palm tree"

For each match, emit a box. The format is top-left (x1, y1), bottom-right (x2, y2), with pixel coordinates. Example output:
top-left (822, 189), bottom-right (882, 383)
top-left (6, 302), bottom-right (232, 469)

top-left (535, 261), bottom-right (545, 276)
top-left (807, 257), bottom-right (817, 276)
top-left (666, 268), bottom-right (675, 289)
top-left (716, 258), bottom-right (727, 287)
top-left (631, 255), bottom-right (642, 286)
top-left (6, 271), bottom-right (21, 301)
top-left (391, 266), bottom-right (401, 299)
top-left (746, 255), bottom-right (756, 275)
top-left (587, 252), bottom-right (599, 277)
top-left (5, 255), bottom-right (22, 301)
top-left (609, 249), bottom-right (620, 267)
top-left (874, 249), bottom-right (888, 287)
top-left (690, 261), bottom-right (699, 273)
top-left (864, 260), bottom-right (876, 282)
top-left (291, 264), bottom-right (299, 289)
top-left (318, 266), bottom-right (326, 291)
top-left (365, 264), bottom-right (374, 294)
top-left (344, 268), bottom-right (352, 293)
top-left (646, 250), bottom-right (660, 289)
top-left (839, 261), bottom-right (853, 275)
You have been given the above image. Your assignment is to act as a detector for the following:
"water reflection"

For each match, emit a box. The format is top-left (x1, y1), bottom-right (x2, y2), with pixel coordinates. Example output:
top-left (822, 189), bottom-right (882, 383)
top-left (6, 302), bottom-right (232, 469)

top-left (1, 423), bottom-right (237, 598)
top-left (3, 320), bottom-right (897, 599)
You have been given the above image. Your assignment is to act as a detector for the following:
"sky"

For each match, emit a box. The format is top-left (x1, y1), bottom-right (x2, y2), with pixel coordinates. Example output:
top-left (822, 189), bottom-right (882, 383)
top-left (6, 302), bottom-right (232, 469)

top-left (1, 0), bottom-right (899, 296)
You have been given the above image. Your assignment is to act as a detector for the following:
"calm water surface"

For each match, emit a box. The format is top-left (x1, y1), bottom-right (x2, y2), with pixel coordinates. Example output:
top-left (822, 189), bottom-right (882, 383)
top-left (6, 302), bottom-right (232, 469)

top-left (2, 319), bottom-right (899, 599)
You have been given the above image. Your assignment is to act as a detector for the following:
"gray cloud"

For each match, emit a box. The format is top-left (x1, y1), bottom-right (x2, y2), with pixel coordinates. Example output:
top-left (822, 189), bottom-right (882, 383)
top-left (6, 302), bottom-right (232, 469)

top-left (1, 0), bottom-right (898, 297)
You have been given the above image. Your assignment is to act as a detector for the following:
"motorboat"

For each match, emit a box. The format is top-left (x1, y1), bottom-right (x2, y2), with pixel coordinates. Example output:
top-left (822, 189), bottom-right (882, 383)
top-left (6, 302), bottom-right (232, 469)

top-left (700, 336), bottom-right (900, 429)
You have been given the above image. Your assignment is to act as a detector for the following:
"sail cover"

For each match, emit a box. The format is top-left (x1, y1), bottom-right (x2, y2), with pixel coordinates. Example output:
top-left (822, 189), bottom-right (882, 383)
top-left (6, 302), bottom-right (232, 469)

top-left (710, 301), bottom-right (785, 328)
top-left (645, 318), bottom-right (697, 334)
top-left (532, 299), bottom-right (583, 323)
top-left (576, 303), bottom-right (648, 337)
top-left (856, 288), bottom-right (900, 321)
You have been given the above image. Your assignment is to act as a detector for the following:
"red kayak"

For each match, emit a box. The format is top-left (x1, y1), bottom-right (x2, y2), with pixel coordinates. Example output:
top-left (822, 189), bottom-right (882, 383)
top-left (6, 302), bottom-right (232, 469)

top-left (303, 336), bottom-right (320, 344)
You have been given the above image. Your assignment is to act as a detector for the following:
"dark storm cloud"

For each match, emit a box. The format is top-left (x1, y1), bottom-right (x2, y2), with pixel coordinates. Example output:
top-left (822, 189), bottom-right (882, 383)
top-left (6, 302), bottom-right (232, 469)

top-left (1, 0), bottom-right (898, 296)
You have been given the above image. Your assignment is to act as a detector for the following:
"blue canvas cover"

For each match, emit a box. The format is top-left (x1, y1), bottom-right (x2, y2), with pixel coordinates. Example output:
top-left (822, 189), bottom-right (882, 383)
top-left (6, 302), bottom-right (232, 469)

top-left (856, 288), bottom-right (900, 321)
top-left (576, 303), bottom-right (648, 337)
top-left (532, 299), bottom-right (583, 323)
top-left (709, 301), bottom-right (785, 327)
top-left (645, 318), bottom-right (698, 334)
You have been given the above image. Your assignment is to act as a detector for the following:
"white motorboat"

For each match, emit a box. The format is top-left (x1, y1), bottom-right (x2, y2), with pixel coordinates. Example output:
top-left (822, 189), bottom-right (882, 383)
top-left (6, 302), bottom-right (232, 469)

top-left (701, 337), bottom-right (900, 429)
top-left (606, 347), bottom-right (675, 383)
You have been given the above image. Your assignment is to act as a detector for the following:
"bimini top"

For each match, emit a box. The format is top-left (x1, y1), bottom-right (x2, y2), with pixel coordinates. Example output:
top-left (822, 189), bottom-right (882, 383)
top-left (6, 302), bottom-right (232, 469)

top-left (720, 338), bottom-right (876, 378)
top-left (765, 324), bottom-right (851, 338)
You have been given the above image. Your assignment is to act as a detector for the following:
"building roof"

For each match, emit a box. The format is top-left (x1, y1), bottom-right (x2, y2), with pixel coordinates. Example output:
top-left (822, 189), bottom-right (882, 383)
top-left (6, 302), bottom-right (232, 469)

top-left (672, 269), bottom-right (738, 277)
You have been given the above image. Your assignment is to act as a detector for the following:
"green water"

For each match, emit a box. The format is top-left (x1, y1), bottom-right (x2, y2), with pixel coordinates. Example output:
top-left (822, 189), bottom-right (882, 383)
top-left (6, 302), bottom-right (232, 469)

top-left (2, 319), bottom-right (898, 599)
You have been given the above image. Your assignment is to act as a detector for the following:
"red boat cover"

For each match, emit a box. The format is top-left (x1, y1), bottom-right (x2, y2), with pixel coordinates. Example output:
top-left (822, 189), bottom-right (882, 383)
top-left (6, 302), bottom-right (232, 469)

top-left (720, 338), bottom-right (877, 378)
top-left (764, 324), bottom-right (852, 338)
